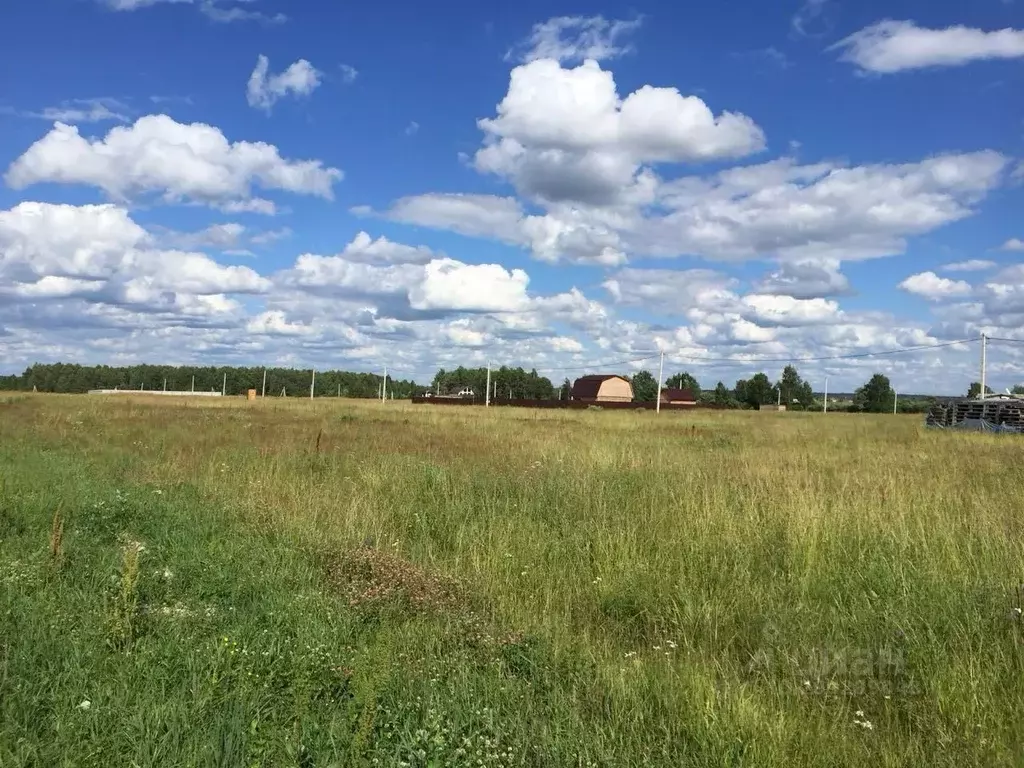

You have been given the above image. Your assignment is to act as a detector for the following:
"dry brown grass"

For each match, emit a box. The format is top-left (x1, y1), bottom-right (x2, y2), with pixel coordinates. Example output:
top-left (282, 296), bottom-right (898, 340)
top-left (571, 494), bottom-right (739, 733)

top-left (328, 543), bottom-right (467, 614)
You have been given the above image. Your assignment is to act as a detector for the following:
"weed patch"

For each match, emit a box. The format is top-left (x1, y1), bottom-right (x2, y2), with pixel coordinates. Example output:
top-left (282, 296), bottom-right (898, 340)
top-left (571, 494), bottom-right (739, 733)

top-left (328, 544), bottom-right (467, 616)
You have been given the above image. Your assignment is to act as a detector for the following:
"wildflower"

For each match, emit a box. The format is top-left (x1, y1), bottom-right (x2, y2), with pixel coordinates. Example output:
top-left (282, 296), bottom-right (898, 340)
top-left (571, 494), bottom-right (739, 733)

top-left (853, 711), bottom-right (874, 730)
top-left (78, 700), bottom-right (91, 711)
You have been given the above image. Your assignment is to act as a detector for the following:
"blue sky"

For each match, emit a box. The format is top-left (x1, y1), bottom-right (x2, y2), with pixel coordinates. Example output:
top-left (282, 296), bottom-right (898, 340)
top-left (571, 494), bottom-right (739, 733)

top-left (1, 0), bottom-right (1022, 393)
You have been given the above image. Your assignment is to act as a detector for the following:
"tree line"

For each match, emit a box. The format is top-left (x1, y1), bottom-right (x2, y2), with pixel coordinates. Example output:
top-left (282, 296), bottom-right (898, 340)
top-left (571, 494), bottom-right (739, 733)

top-left (5, 361), bottom-right (996, 413)
top-left (428, 364), bottom-right (937, 413)
top-left (0, 363), bottom-right (422, 399)
top-left (430, 366), bottom-right (557, 400)
top-left (627, 367), bottom-right (939, 413)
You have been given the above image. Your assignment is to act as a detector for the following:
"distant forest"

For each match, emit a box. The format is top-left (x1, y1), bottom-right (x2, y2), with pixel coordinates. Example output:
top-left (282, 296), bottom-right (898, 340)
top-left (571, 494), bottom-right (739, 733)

top-left (0, 362), bottom-right (960, 413)
top-left (0, 363), bottom-right (422, 399)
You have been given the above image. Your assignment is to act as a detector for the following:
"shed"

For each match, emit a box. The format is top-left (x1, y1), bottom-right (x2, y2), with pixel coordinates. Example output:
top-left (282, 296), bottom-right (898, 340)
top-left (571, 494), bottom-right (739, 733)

top-left (660, 388), bottom-right (697, 406)
top-left (759, 404), bottom-right (787, 412)
top-left (571, 374), bottom-right (633, 403)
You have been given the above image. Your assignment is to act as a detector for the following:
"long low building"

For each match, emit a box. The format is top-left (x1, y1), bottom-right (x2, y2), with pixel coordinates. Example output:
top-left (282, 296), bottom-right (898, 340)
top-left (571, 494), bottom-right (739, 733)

top-left (660, 388), bottom-right (697, 406)
top-left (88, 389), bottom-right (223, 397)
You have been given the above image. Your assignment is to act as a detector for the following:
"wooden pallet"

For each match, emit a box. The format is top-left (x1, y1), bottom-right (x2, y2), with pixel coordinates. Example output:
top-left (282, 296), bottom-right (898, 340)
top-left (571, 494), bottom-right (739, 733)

top-left (926, 398), bottom-right (1024, 430)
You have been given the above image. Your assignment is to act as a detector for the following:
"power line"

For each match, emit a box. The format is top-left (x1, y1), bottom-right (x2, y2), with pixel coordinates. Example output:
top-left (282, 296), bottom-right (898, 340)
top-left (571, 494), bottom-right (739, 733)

top-left (377, 337), bottom-right (981, 382)
top-left (663, 337), bottom-right (977, 365)
top-left (987, 337), bottom-right (1024, 345)
top-left (533, 353), bottom-right (660, 374)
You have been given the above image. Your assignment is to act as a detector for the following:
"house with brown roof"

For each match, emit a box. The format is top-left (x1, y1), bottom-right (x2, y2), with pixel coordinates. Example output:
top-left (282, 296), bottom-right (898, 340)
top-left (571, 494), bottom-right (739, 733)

top-left (571, 374), bottom-right (633, 403)
top-left (660, 388), bottom-right (697, 406)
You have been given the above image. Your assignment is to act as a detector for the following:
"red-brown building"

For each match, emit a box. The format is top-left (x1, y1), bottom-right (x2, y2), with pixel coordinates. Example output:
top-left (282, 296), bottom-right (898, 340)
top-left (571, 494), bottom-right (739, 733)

top-left (660, 388), bottom-right (697, 406)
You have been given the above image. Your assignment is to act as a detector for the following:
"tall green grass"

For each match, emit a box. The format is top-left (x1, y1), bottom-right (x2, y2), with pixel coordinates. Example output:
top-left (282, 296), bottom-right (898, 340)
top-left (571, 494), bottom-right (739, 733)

top-left (1, 395), bottom-right (1022, 766)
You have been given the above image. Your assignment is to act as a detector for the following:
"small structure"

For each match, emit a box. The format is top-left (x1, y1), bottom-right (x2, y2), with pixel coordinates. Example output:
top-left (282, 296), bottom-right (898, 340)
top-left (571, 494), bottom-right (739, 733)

top-left (660, 388), bottom-right (697, 406)
top-left (926, 395), bottom-right (1024, 432)
top-left (571, 374), bottom-right (633, 404)
top-left (759, 403), bottom-right (787, 412)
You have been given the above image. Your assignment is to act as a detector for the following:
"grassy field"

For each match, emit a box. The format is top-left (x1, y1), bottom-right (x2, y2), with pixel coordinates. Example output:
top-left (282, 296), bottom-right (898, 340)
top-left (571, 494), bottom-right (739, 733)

top-left (1, 394), bottom-right (1022, 767)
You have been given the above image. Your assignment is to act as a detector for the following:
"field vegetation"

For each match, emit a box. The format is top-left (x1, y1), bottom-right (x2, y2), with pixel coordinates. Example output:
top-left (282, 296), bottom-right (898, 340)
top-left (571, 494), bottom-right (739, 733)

top-left (1, 394), bottom-right (1022, 766)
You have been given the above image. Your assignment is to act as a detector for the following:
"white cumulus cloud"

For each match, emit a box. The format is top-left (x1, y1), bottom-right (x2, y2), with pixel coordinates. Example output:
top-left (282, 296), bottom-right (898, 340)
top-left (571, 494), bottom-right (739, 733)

top-left (832, 20), bottom-right (1024, 74)
top-left (0, 202), bottom-right (268, 309)
top-left (753, 260), bottom-right (851, 299)
top-left (386, 151), bottom-right (1008, 267)
top-left (409, 260), bottom-right (530, 313)
top-left (338, 231), bottom-right (438, 265)
top-left (899, 271), bottom-right (972, 300)
top-left (5, 115), bottom-right (342, 210)
top-left (475, 58), bottom-right (764, 205)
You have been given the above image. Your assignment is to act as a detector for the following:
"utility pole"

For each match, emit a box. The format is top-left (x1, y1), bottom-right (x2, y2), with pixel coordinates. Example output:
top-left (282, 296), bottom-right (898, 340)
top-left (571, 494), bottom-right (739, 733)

top-left (163, 378), bottom-right (167, 392)
top-left (894, 391), bottom-right (899, 415)
top-left (221, 372), bottom-right (226, 396)
top-left (191, 375), bottom-right (195, 393)
top-left (656, 351), bottom-right (664, 414)
top-left (823, 376), bottom-right (829, 414)
top-left (382, 367), bottom-right (388, 403)
top-left (261, 368), bottom-right (267, 399)
top-left (309, 369), bottom-right (316, 400)
top-left (485, 363), bottom-right (491, 407)
top-left (980, 332), bottom-right (988, 401)
top-left (337, 383), bottom-right (341, 398)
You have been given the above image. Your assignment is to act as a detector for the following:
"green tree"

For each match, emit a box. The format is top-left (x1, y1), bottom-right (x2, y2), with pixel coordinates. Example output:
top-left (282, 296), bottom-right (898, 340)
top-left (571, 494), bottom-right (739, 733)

top-left (559, 378), bottom-right (571, 400)
top-left (631, 370), bottom-right (659, 402)
top-left (665, 372), bottom-right (701, 398)
top-left (734, 379), bottom-right (749, 406)
top-left (1012, 385), bottom-right (1024, 395)
top-left (738, 372), bottom-right (777, 408)
top-left (713, 381), bottom-right (732, 406)
top-left (967, 382), bottom-right (995, 398)
top-left (854, 373), bottom-right (895, 413)
top-left (778, 365), bottom-right (815, 409)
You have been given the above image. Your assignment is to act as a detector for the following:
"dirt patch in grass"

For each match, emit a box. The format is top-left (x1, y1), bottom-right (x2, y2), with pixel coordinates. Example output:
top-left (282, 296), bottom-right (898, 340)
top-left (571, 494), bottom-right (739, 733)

top-left (327, 545), bottom-right (467, 614)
